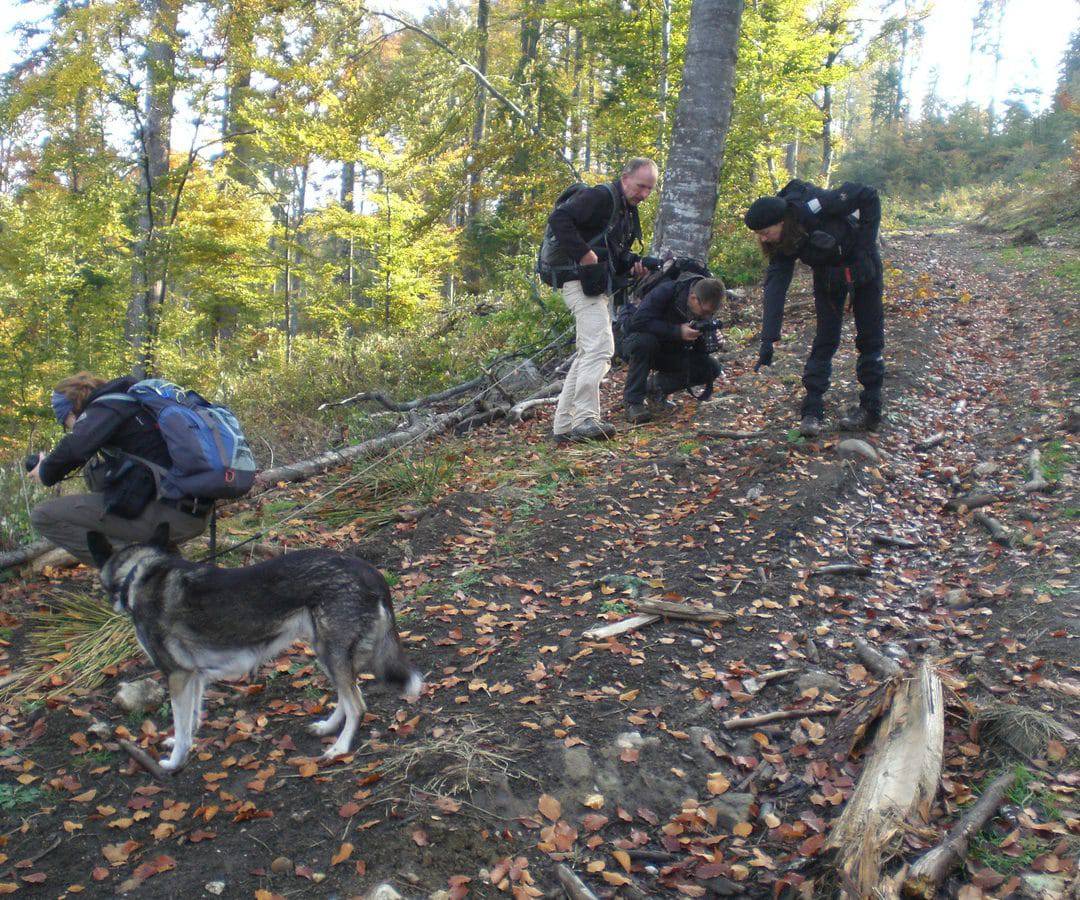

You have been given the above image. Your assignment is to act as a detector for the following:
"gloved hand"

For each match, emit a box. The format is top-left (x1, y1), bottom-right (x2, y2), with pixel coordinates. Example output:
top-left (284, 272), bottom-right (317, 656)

top-left (850, 253), bottom-right (880, 286)
top-left (754, 343), bottom-right (774, 372)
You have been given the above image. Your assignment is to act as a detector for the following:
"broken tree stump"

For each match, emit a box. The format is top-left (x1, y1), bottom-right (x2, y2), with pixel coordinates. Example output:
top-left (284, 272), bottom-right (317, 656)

top-left (902, 769), bottom-right (1017, 898)
top-left (826, 661), bottom-right (944, 898)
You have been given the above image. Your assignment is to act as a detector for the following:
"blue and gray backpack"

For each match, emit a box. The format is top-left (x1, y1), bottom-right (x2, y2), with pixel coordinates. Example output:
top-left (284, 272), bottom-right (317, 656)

top-left (97, 379), bottom-right (256, 501)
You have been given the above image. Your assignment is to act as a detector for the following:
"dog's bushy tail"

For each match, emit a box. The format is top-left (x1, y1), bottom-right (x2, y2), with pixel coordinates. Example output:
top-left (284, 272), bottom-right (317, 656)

top-left (373, 611), bottom-right (424, 700)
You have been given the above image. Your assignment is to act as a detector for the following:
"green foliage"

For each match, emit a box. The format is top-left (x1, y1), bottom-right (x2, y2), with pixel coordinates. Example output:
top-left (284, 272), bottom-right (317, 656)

top-left (0, 783), bottom-right (44, 810)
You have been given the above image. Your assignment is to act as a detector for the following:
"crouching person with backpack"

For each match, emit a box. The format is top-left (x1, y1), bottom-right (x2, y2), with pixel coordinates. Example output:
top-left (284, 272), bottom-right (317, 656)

top-left (28, 372), bottom-right (255, 567)
top-left (621, 275), bottom-right (726, 424)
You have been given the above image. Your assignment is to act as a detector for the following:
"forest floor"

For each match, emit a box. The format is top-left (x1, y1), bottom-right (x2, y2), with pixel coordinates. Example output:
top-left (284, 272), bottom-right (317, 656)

top-left (0, 224), bottom-right (1078, 899)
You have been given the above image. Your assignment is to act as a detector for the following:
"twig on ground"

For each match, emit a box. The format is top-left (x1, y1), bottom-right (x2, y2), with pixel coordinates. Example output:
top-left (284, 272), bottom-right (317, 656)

top-left (810, 563), bottom-right (871, 577)
top-left (944, 493), bottom-right (999, 512)
top-left (118, 739), bottom-right (171, 782)
top-left (722, 706), bottom-right (838, 729)
top-left (854, 637), bottom-right (902, 679)
top-left (914, 431), bottom-right (947, 451)
top-left (0, 836), bottom-right (62, 882)
top-left (973, 511), bottom-right (1011, 544)
top-left (556, 864), bottom-right (600, 900)
top-left (870, 532), bottom-right (922, 549)
top-left (1022, 448), bottom-right (1050, 493)
top-left (629, 598), bottom-right (734, 623)
top-left (903, 769), bottom-right (1016, 898)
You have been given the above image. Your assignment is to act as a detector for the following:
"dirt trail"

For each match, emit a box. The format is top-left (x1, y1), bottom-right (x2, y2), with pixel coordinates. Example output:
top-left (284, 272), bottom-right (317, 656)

top-left (0, 226), bottom-right (1077, 899)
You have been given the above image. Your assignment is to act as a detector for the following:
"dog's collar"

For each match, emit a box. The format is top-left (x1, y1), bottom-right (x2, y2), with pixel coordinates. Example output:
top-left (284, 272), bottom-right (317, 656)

top-left (117, 566), bottom-right (139, 611)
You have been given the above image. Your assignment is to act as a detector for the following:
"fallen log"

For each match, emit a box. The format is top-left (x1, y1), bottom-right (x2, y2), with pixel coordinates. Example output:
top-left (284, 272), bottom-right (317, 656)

top-left (1022, 448), bottom-right (1050, 494)
top-left (454, 407), bottom-right (506, 434)
top-left (317, 375), bottom-right (487, 412)
top-left (826, 661), bottom-right (944, 898)
top-left (254, 407), bottom-right (469, 488)
top-left (973, 511), bottom-right (1011, 544)
top-left (580, 615), bottom-right (659, 641)
top-left (555, 863), bottom-right (600, 900)
top-left (943, 493), bottom-right (998, 512)
top-left (914, 431), bottom-right (946, 451)
top-left (902, 769), bottom-right (1016, 898)
top-left (810, 563), bottom-right (871, 577)
top-left (0, 539), bottom-right (53, 572)
top-left (30, 547), bottom-right (80, 573)
top-left (723, 706), bottom-right (838, 730)
top-left (854, 637), bottom-right (902, 679)
top-left (630, 598), bottom-right (734, 623)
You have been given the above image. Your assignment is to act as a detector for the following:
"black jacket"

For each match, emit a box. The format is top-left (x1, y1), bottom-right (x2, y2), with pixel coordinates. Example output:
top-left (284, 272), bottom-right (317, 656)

top-left (628, 277), bottom-right (703, 350)
top-left (40, 377), bottom-right (172, 489)
top-left (761, 180), bottom-right (881, 345)
top-left (548, 180), bottom-right (641, 276)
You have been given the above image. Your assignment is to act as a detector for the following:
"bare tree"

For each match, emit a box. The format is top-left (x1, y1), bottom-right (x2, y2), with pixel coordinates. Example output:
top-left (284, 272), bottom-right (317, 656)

top-left (127, 0), bottom-right (180, 376)
top-left (650, 0), bottom-right (743, 261)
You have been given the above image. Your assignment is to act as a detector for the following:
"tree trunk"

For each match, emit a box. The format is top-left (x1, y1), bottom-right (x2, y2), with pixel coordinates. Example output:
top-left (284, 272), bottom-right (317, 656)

top-left (223, 0), bottom-right (257, 187)
top-left (784, 140), bottom-right (798, 177)
top-left (650, 0), bottom-right (743, 261)
top-left (339, 160), bottom-right (355, 302)
top-left (655, 0), bottom-right (671, 154)
top-left (820, 80), bottom-right (834, 184)
top-left (463, 0), bottom-right (490, 293)
top-left (127, 0), bottom-right (179, 377)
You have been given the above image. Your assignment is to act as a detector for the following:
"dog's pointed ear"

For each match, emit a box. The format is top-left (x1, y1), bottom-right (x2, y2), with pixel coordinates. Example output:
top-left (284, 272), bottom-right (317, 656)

top-left (87, 532), bottom-right (114, 568)
top-left (149, 522), bottom-right (171, 550)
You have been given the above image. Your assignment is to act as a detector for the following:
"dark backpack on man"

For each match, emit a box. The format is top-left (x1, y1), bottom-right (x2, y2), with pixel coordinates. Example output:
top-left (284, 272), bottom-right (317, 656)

top-left (536, 182), bottom-right (621, 288)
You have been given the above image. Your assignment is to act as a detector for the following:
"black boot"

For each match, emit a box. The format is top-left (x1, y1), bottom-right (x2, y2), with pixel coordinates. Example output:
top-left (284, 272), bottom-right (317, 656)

top-left (839, 405), bottom-right (881, 432)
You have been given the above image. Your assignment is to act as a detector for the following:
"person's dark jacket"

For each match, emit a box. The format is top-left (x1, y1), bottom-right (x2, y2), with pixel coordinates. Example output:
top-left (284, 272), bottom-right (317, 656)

top-left (39, 377), bottom-right (174, 513)
top-left (548, 180), bottom-right (641, 277)
top-left (761, 180), bottom-right (881, 346)
top-left (628, 277), bottom-right (703, 351)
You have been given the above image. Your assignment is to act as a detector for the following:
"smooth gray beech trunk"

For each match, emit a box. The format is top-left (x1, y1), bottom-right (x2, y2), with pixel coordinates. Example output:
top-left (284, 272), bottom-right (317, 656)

top-left (650, 0), bottom-right (743, 261)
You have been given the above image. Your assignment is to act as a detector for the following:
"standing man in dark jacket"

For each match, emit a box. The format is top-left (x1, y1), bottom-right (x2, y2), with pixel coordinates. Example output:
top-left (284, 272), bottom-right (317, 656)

top-left (743, 179), bottom-right (884, 437)
top-left (622, 276), bottom-right (726, 424)
top-left (541, 158), bottom-right (658, 443)
top-left (28, 372), bottom-right (211, 567)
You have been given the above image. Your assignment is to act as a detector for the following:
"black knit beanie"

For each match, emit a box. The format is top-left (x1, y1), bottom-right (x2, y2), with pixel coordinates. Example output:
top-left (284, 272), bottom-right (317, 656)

top-left (744, 196), bottom-right (787, 231)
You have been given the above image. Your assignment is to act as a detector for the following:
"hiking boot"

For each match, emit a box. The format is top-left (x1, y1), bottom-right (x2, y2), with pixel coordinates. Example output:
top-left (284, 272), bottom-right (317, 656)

top-left (798, 415), bottom-right (824, 439)
top-left (553, 431), bottom-right (574, 446)
top-left (625, 403), bottom-right (653, 425)
top-left (568, 419), bottom-right (617, 442)
top-left (839, 406), bottom-right (881, 432)
top-left (646, 374), bottom-right (677, 413)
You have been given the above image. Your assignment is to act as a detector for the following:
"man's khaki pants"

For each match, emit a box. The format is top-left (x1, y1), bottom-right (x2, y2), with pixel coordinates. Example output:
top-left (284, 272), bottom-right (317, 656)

top-left (31, 493), bottom-right (208, 567)
top-left (553, 279), bottom-right (615, 434)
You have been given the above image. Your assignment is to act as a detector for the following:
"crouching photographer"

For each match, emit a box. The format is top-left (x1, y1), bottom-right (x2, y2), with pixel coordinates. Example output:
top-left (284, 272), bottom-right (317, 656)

top-left (621, 275), bottom-right (726, 424)
top-left (27, 372), bottom-right (250, 567)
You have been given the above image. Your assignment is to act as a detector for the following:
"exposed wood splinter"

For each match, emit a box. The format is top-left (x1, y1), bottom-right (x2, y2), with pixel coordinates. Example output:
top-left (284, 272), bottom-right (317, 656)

top-left (811, 563), bottom-right (871, 577)
top-left (973, 511), bottom-right (1011, 544)
top-left (827, 661), bottom-right (944, 898)
top-left (580, 615), bottom-right (660, 641)
top-left (629, 598), bottom-right (734, 623)
top-left (556, 863), bottom-right (600, 900)
top-left (854, 637), bottom-right (902, 679)
top-left (1022, 448), bottom-right (1050, 494)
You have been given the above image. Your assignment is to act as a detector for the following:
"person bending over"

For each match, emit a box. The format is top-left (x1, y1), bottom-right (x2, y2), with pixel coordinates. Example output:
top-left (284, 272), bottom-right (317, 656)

top-left (743, 179), bottom-right (884, 437)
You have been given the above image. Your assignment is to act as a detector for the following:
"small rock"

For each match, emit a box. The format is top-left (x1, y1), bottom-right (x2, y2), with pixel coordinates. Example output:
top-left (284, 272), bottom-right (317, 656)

top-left (114, 678), bottom-right (165, 715)
top-left (87, 719), bottom-right (112, 740)
top-left (429, 892), bottom-right (452, 900)
top-left (562, 746), bottom-right (594, 784)
top-left (882, 643), bottom-right (909, 663)
top-left (702, 876), bottom-right (743, 896)
top-left (204, 882), bottom-right (225, 896)
top-left (690, 638), bottom-right (704, 649)
top-left (270, 857), bottom-right (292, 875)
top-left (713, 793), bottom-right (753, 829)
top-left (973, 461), bottom-right (998, 476)
top-left (366, 885), bottom-right (405, 900)
top-left (401, 871), bottom-right (421, 885)
top-left (614, 731), bottom-right (645, 751)
top-left (837, 439), bottom-right (880, 464)
top-left (1019, 873), bottom-right (1066, 899)
top-left (797, 670), bottom-right (842, 696)
top-left (745, 483), bottom-right (763, 501)
top-left (970, 653), bottom-right (986, 667)
top-left (0, 725), bottom-right (16, 741)
top-left (944, 589), bottom-right (968, 608)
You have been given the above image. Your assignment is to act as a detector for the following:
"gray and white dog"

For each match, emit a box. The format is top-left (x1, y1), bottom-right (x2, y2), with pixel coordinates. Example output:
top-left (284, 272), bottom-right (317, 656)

top-left (88, 525), bottom-right (423, 772)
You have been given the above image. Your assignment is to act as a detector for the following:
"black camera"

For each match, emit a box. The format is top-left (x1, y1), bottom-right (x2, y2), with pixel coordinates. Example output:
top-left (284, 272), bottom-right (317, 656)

top-left (24, 453), bottom-right (41, 472)
top-left (689, 319), bottom-right (722, 353)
